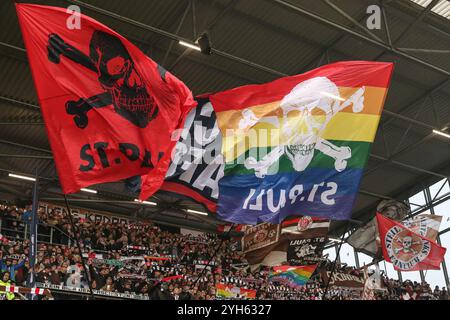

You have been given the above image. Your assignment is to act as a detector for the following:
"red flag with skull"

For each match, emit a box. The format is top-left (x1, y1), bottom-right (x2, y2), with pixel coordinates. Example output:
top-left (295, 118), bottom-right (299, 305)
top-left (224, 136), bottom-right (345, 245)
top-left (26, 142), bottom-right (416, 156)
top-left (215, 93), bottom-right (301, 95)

top-left (16, 4), bottom-right (196, 197)
top-left (376, 213), bottom-right (446, 271)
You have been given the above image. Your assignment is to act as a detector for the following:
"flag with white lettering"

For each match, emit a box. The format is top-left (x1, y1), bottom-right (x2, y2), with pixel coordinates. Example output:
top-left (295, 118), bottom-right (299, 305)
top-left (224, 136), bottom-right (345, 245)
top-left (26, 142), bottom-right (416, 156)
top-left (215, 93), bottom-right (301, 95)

top-left (16, 4), bottom-right (195, 199)
top-left (402, 214), bottom-right (442, 241)
top-left (376, 213), bottom-right (446, 271)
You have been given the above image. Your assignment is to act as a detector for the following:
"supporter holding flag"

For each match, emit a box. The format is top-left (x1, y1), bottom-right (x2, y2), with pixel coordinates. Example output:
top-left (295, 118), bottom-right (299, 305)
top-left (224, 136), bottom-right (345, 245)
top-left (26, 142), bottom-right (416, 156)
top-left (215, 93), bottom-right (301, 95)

top-left (15, 4), bottom-right (196, 199)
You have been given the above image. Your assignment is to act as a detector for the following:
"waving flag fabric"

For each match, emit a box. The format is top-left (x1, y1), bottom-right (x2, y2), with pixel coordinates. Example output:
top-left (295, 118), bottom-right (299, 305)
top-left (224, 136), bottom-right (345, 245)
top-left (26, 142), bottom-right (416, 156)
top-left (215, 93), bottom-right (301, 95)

top-left (16, 4), bottom-right (195, 198)
top-left (269, 265), bottom-right (317, 287)
top-left (376, 213), bottom-right (446, 271)
top-left (210, 61), bottom-right (394, 224)
top-left (162, 96), bottom-right (222, 212)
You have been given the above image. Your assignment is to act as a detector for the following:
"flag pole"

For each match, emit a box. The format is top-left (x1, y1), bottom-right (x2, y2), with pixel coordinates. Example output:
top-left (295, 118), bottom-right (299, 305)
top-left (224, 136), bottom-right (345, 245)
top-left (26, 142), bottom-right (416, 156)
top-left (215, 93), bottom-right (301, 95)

top-left (63, 194), bottom-right (95, 299)
top-left (322, 222), bottom-right (349, 300)
top-left (26, 168), bottom-right (39, 300)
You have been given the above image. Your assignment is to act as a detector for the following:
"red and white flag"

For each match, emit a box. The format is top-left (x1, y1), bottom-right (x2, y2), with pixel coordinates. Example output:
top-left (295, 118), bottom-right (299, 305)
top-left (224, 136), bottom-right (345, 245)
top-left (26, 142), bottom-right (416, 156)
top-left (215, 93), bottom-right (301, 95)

top-left (16, 4), bottom-right (195, 198)
top-left (281, 215), bottom-right (330, 238)
top-left (376, 213), bottom-right (446, 271)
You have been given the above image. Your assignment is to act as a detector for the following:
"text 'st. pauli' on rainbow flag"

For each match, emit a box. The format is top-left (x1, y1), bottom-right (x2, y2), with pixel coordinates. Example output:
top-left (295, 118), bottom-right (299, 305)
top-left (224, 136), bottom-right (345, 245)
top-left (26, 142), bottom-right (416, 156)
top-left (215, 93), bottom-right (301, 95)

top-left (269, 264), bottom-right (317, 287)
top-left (210, 61), bottom-right (394, 224)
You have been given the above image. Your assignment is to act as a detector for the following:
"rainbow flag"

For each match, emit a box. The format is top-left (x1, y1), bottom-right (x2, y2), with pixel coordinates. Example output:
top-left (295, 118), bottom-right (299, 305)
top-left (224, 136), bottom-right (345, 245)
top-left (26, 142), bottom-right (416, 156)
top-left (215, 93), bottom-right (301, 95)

top-left (210, 61), bottom-right (394, 224)
top-left (269, 265), bottom-right (317, 287)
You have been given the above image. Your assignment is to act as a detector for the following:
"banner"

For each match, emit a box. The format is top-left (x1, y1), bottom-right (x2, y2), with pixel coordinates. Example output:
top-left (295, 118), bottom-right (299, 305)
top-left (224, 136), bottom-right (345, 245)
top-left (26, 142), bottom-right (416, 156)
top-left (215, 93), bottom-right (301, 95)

top-left (0, 285), bottom-right (51, 297)
top-left (91, 259), bottom-right (123, 267)
top-left (376, 213), bottom-right (446, 271)
top-left (269, 265), bottom-right (316, 288)
top-left (215, 283), bottom-right (256, 299)
top-left (16, 4), bottom-right (195, 199)
top-left (320, 270), bottom-right (365, 288)
top-left (27, 177), bottom-right (39, 297)
top-left (36, 282), bottom-right (148, 300)
top-left (281, 215), bottom-right (330, 238)
top-left (287, 237), bottom-right (327, 266)
top-left (241, 223), bottom-right (280, 253)
top-left (244, 216), bottom-right (329, 267)
top-left (210, 61), bottom-right (393, 224)
top-left (40, 202), bottom-right (130, 225)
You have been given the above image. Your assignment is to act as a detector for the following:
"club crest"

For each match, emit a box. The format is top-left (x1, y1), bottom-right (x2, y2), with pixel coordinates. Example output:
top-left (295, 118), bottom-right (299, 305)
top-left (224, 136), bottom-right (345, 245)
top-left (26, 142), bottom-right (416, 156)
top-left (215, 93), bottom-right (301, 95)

top-left (297, 216), bottom-right (313, 231)
top-left (254, 229), bottom-right (268, 242)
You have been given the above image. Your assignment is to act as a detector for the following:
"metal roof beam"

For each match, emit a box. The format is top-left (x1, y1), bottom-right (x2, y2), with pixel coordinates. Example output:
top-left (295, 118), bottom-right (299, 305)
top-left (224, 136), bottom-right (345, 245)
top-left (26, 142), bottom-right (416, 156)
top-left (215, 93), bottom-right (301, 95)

top-left (166, 0), bottom-right (239, 72)
top-left (271, 0), bottom-right (450, 76)
top-left (0, 94), bottom-right (40, 111)
top-left (370, 153), bottom-right (449, 179)
top-left (0, 154), bottom-right (53, 159)
top-left (0, 36), bottom-right (260, 90)
top-left (322, 0), bottom-right (385, 43)
top-left (352, 159), bottom-right (450, 225)
top-left (0, 138), bottom-right (52, 154)
top-left (381, 78), bottom-right (450, 129)
top-left (393, 0), bottom-right (441, 44)
top-left (68, 0), bottom-right (286, 77)
top-left (1, 8), bottom-right (445, 95)
top-left (0, 120), bottom-right (43, 125)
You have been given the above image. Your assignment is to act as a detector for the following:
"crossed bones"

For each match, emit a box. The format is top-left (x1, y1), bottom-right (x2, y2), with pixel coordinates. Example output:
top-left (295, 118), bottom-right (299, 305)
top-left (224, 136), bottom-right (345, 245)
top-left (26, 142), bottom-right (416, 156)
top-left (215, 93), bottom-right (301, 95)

top-left (239, 86), bottom-right (365, 178)
top-left (46, 33), bottom-right (163, 128)
top-left (394, 237), bottom-right (422, 255)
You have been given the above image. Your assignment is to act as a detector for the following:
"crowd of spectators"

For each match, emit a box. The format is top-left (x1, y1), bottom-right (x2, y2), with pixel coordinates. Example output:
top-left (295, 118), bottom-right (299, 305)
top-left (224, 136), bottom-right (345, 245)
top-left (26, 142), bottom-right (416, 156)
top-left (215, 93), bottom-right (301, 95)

top-left (1, 201), bottom-right (449, 300)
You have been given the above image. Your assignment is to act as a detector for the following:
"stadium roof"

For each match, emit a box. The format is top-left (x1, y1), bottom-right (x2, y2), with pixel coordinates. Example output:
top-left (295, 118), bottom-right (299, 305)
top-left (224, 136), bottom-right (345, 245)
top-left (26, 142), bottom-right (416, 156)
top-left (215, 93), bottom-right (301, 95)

top-left (0, 0), bottom-right (449, 236)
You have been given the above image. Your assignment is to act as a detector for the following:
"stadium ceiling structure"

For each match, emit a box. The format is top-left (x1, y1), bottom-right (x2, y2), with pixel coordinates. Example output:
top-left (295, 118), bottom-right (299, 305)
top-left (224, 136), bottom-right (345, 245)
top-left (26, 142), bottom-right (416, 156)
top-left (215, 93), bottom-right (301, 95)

top-left (0, 0), bottom-right (449, 237)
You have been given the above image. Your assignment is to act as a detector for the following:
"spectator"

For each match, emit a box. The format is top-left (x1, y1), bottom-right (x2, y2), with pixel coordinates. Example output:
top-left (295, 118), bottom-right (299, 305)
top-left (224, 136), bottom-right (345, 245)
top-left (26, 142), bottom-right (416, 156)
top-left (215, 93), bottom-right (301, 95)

top-left (0, 272), bottom-right (15, 300)
top-left (439, 287), bottom-right (448, 300)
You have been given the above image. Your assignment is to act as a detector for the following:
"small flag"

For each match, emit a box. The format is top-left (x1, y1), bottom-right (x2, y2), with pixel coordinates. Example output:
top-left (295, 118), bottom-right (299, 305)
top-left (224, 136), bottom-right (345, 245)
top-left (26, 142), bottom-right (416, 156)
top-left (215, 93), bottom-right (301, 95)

top-left (269, 265), bottom-right (317, 288)
top-left (376, 213), bottom-right (446, 271)
top-left (243, 215), bottom-right (329, 268)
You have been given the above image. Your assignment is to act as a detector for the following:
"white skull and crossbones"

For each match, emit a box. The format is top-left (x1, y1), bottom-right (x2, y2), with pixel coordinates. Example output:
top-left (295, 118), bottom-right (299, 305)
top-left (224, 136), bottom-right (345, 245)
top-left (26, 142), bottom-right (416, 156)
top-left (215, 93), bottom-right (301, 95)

top-left (240, 77), bottom-right (365, 178)
top-left (394, 236), bottom-right (422, 255)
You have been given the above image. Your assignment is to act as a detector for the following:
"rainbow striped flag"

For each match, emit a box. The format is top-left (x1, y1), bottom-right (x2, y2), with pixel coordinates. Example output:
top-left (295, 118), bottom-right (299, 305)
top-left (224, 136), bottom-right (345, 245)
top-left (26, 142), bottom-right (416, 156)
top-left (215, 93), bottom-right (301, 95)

top-left (210, 61), bottom-right (394, 224)
top-left (269, 265), bottom-right (317, 287)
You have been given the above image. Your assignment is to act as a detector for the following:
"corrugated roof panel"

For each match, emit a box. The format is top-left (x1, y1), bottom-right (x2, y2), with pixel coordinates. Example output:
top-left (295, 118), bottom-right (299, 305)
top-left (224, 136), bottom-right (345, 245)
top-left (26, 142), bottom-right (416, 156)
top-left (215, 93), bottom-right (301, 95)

top-left (411, 0), bottom-right (450, 19)
top-left (411, 0), bottom-right (434, 7)
top-left (433, 0), bottom-right (450, 19)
